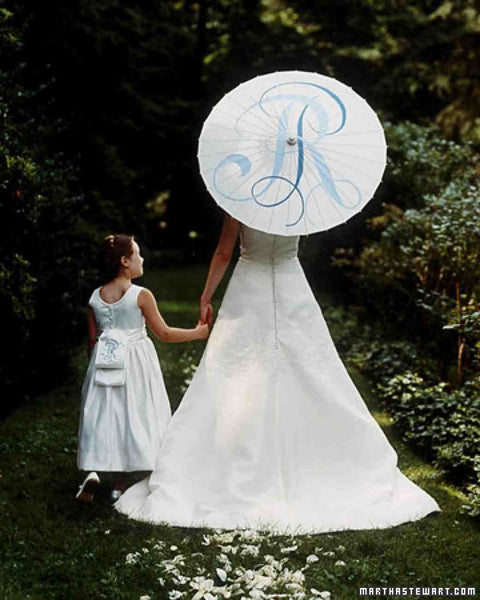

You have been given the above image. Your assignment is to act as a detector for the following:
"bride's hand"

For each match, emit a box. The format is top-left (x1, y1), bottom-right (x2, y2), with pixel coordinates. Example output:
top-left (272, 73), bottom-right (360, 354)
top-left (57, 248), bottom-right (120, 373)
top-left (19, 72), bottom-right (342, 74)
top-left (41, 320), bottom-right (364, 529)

top-left (200, 300), bottom-right (213, 330)
top-left (205, 304), bottom-right (213, 330)
top-left (200, 298), bottom-right (210, 322)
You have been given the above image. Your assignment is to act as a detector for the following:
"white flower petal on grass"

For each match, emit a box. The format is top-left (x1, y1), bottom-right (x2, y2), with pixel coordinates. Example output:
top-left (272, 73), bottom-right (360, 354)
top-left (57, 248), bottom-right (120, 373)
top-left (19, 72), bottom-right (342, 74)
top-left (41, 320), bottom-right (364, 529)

top-left (240, 545), bottom-right (260, 557)
top-left (125, 552), bottom-right (140, 565)
top-left (153, 541), bottom-right (166, 551)
top-left (260, 565), bottom-right (277, 578)
top-left (263, 555), bottom-right (285, 570)
top-left (334, 560), bottom-right (346, 567)
top-left (140, 596), bottom-right (152, 600)
top-left (306, 554), bottom-right (319, 564)
top-left (285, 582), bottom-right (303, 592)
top-left (238, 529), bottom-right (264, 544)
top-left (280, 545), bottom-right (298, 553)
top-left (170, 545), bottom-right (178, 551)
top-left (216, 567), bottom-right (228, 582)
top-left (211, 531), bottom-right (236, 545)
top-left (191, 576), bottom-right (216, 600)
top-left (168, 592), bottom-right (183, 600)
top-left (291, 570), bottom-right (305, 583)
top-left (217, 554), bottom-right (233, 572)
top-left (219, 544), bottom-right (239, 555)
top-left (252, 574), bottom-right (273, 589)
top-left (244, 569), bottom-right (255, 582)
top-left (336, 545), bottom-right (346, 552)
top-left (311, 590), bottom-right (331, 600)
top-left (322, 551), bottom-right (335, 557)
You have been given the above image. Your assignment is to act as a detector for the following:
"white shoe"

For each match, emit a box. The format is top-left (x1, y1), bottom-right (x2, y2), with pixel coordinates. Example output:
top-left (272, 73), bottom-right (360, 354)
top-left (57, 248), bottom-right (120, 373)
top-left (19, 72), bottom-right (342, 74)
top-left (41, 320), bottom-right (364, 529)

top-left (75, 472), bottom-right (100, 503)
top-left (110, 489), bottom-right (123, 503)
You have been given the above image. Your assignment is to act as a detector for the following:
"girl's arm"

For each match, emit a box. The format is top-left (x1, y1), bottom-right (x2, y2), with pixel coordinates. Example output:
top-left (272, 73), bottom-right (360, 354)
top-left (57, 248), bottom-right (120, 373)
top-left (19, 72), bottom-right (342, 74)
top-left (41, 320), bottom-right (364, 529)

top-left (200, 213), bottom-right (241, 322)
top-left (87, 307), bottom-right (97, 357)
top-left (138, 289), bottom-right (209, 342)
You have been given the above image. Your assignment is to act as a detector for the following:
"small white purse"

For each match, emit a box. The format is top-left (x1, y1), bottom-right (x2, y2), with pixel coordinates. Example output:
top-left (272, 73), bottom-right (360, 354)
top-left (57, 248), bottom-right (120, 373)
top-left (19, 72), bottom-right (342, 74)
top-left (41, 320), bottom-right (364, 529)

top-left (95, 329), bottom-right (128, 386)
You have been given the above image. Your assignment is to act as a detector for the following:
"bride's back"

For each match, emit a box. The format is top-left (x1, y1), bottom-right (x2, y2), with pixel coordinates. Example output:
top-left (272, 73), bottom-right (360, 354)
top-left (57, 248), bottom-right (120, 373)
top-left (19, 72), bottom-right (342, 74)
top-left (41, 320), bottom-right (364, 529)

top-left (239, 224), bottom-right (299, 264)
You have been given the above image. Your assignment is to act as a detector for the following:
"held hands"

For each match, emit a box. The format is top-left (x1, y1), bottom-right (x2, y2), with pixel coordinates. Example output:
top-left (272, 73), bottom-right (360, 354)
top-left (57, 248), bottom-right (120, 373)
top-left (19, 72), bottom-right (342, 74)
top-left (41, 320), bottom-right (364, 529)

top-left (200, 298), bottom-right (213, 330)
top-left (197, 298), bottom-right (212, 340)
top-left (204, 304), bottom-right (213, 330)
top-left (195, 320), bottom-right (210, 340)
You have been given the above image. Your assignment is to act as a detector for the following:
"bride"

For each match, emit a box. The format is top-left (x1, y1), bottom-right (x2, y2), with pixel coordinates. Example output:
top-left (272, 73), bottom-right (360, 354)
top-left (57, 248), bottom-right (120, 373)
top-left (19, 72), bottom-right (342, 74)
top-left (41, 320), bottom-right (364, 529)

top-left (114, 212), bottom-right (441, 534)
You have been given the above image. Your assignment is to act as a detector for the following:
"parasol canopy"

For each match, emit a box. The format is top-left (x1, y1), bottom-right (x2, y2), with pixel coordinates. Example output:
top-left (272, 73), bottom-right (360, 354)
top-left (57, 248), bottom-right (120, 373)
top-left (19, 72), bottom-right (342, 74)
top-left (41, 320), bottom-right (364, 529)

top-left (198, 70), bottom-right (387, 236)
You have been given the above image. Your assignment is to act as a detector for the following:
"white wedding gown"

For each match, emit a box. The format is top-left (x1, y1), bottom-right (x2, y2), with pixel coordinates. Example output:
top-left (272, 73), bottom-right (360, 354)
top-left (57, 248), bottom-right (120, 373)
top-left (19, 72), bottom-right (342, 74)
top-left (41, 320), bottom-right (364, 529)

top-left (114, 224), bottom-right (441, 534)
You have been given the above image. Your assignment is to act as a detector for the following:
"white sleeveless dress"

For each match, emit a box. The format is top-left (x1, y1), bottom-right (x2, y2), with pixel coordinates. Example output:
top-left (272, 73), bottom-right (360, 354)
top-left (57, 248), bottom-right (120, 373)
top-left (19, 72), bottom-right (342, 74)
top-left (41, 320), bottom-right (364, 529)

top-left (114, 227), bottom-right (441, 533)
top-left (77, 284), bottom-right (172, 472)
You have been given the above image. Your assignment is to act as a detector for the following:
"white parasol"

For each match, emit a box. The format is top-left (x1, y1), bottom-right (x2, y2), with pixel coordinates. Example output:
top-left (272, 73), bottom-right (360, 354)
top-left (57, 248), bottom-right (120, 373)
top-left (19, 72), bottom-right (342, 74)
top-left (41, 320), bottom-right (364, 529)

top-left (198, 70), bottom-right (387, 236)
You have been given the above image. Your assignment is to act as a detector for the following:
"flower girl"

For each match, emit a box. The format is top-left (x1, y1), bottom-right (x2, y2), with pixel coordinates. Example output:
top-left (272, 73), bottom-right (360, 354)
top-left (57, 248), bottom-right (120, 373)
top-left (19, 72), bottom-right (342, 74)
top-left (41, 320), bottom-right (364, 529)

top-left (76, 234), bottom-right (209, 503)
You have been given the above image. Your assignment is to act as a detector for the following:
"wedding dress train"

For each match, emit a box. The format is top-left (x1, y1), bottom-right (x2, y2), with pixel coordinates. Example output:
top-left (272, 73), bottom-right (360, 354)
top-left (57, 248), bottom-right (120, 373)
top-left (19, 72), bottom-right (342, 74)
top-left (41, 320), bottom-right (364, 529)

top-left (114, 225), bottom-right (441, 534)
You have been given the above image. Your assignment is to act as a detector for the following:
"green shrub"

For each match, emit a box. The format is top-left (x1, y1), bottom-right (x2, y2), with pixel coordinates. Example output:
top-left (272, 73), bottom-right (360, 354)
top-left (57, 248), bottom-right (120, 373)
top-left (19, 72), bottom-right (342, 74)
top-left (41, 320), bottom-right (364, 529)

top-left (334, 122), bottom-right (480, 385)
top-left (324, 302), bottom-right (480, 518)
top-left (378, 371), bottom-right (480, 517)
top-left (383, 121), bottom-right (477, 209)
top-left (323, 304), bottom-right (440, 385)
top-left (379, 374), bottom-right (479, 471)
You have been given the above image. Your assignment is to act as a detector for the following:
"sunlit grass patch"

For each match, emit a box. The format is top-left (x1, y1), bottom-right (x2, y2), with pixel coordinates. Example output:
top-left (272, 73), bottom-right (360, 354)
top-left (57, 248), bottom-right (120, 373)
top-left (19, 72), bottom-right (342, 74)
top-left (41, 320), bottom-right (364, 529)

top-left (371, 411), bottom-right (393, 427)
top-left (402, 463), bottom-right (443, 483)
top-left (156, 300), bottom-right (200, 313)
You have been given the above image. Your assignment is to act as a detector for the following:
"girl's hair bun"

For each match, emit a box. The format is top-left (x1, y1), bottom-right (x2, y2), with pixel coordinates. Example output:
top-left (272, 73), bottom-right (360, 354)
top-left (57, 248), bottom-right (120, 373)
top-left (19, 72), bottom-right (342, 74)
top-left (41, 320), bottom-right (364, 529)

top-left (100, 234), bottom-right (135, 281)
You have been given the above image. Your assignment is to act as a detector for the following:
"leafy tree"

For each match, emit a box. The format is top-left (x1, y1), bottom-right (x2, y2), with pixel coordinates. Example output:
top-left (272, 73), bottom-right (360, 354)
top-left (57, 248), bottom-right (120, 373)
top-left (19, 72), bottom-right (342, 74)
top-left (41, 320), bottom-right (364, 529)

top-left (277, 0), bottom-right (480, 141)
top-left (11, 0), bottom-right (208, 241)
top-left (0, 7), bottom-right (97, 414)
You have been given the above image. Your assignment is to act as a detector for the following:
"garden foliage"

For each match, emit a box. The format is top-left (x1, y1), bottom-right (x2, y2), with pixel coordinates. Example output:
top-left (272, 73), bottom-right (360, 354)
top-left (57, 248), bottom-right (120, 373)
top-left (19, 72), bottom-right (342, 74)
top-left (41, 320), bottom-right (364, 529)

top-left (0, 8), bottom-right (97, 414)
top-left (330, 121), bottom-right (480, 516)
top-left (334, 123), bottom-right (480, 385)
top-left (2, 0), bottom-right (479, 510)
top-left (325, 303), bottom-right (480, 518)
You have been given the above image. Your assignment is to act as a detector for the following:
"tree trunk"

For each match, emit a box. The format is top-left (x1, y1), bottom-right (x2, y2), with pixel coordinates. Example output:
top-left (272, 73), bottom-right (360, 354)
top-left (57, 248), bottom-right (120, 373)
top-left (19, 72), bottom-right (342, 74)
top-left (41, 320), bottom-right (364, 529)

top-left (455, 280), bottom-right (464, 386)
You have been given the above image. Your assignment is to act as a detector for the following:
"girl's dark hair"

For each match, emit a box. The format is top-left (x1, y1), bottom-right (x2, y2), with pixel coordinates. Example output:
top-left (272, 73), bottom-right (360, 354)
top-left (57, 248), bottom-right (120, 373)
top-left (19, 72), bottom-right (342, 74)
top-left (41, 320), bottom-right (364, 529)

top-left (101, 234), bottom-right (135, 281)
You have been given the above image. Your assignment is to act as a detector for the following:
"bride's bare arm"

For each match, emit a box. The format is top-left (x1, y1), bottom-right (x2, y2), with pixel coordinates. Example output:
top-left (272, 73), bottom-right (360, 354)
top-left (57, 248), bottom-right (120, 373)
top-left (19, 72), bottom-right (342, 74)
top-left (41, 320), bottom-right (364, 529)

top-left (200, 213), bottom-right (241, 322)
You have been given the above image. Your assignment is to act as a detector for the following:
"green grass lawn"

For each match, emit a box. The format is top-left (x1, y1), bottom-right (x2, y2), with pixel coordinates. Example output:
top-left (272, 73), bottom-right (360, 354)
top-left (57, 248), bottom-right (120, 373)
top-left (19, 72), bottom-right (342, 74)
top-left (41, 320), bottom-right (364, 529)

top-left (1, 265), bottom-right (479, 600)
